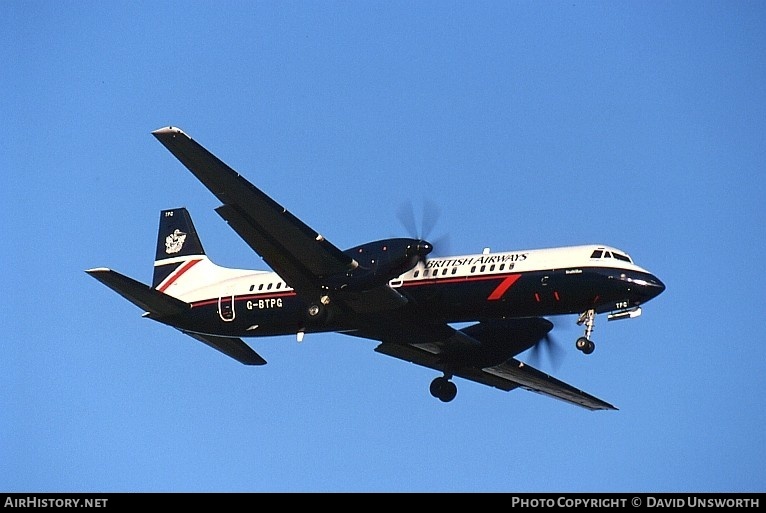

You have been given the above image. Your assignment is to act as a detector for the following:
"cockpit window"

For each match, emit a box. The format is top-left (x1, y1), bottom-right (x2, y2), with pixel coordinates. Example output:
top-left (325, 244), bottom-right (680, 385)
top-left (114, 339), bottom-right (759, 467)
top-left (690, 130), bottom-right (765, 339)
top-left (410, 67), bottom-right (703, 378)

top-left (591, 248), bottom-right (634, 263)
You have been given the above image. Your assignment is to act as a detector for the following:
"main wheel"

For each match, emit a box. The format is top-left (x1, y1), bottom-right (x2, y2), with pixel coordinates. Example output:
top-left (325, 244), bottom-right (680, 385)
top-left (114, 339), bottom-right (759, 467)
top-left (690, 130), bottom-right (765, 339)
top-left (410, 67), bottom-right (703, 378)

top-left (306, 303), bottom-right (328, 323)
top-left (441, 380), bottom-right (457, 402)
top-left (430, 377), bottom-right (457, 402)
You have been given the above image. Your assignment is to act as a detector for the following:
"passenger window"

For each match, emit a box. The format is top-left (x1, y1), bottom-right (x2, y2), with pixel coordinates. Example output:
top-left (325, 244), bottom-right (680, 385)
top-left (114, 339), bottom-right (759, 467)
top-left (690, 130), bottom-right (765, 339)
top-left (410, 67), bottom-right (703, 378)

top-left (451, 268), bottom-right (457, 275)
top-left (276, 282), bottom-right (282, 289)
top-left (442, 268), bottom-right (448, 276)
top-left (414, 271), bottom-right (419, 278)
top-left (490, 264), bottom-right (495, 272)
top-left (499, 264), bottom-right (505, 271)
top-left (258, 284), bottom-right (264, 291)
top-left (470, 266), bottom-right (476, 273)
top-left (249, 285), bottom-right (255, 292)
top-left (267, 283), bottom-right (273, 290)
top-left (480, 265), bottom-right (486, 272)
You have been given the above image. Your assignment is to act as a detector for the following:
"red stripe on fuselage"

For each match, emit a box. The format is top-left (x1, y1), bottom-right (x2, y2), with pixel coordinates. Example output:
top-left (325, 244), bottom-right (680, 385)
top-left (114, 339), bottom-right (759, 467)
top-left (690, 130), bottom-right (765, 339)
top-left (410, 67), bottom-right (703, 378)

top-left (402, 273), bottom-right (514, 288)
top-left (192, 291), bottom-right (297, 308)
top-left (487, 274), bottom-right (521, 300)
top-left (157, 259), bottom-right (202, 292)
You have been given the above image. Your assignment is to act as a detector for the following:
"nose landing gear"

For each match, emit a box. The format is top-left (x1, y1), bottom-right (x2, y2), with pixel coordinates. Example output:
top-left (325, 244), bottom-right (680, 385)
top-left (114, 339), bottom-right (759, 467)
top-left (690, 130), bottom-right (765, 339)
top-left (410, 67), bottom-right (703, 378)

top-left (576, 336), bottom-right (595, 354)
top-left (576, 309), bottom-right (597, 354)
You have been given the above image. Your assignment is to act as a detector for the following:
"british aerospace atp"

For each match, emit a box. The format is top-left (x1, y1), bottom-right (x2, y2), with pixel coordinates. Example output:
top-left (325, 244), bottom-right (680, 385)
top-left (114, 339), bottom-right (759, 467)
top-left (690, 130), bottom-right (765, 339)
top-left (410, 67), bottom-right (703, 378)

top-left (87, 127), bottom-right (665, 410)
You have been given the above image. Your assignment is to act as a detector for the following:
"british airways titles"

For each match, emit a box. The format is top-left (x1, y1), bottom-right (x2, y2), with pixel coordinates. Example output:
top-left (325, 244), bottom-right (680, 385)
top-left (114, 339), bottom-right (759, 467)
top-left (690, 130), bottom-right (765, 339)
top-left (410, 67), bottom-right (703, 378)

top-left (424, 253), bottom-right (528, 270)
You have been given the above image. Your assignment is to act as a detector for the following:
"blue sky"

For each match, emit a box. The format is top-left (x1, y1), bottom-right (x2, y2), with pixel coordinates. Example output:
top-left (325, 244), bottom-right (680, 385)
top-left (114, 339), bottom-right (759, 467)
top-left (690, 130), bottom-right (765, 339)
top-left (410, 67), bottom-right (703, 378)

top-left (2, 1), bottom-right (764, 492)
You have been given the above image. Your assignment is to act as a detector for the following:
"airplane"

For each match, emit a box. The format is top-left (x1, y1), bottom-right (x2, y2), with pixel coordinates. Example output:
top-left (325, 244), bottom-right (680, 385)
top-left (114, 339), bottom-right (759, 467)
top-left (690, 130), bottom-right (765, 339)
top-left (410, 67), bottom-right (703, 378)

top-left (86, 126), bottom-right (665, 410)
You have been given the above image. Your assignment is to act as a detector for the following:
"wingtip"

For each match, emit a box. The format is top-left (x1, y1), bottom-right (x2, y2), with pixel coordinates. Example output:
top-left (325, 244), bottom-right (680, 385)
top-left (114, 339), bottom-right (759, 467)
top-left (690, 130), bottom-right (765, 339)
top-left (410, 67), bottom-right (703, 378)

top-left (85, 267), bottom-right (111, 274)
top-left (151, 126), bottom-right (188, 138)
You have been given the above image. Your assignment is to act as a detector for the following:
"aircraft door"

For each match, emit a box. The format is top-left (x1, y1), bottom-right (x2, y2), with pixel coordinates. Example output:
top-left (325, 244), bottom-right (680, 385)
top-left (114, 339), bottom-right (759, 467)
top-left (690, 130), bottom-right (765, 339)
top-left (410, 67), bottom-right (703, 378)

top-left (218, 287), bottom-right (236, 322)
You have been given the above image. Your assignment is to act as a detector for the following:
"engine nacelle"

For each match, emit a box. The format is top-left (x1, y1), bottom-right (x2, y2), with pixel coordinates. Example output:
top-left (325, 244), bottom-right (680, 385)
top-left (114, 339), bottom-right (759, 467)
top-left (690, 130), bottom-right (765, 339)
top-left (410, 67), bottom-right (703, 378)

top-left (321, 238), bottom-right (432, 292)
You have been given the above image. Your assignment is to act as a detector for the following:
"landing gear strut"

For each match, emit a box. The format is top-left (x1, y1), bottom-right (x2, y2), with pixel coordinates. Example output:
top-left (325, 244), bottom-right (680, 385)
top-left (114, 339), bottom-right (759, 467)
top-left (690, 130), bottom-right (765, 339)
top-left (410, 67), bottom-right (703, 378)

top-left (576, 309), bottom-right (596, 355)
top-left (430, 376), bottom-right (457, 402)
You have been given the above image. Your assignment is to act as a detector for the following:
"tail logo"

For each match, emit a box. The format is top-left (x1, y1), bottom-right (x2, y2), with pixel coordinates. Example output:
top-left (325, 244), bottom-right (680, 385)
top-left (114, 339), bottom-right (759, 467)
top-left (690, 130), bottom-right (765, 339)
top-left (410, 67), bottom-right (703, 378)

top-left (165, 229), bottom-right (187, 254)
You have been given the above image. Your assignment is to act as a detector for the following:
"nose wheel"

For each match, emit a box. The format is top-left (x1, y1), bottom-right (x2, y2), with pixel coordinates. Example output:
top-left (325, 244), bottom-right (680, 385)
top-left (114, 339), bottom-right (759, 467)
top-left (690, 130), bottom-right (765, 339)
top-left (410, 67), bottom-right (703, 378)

top-left (576, 309), bottom-right (597, 354)
top-left (430, 376), bottom-right (457, 402)
top-left (576, 336), bottom-right (595, 354)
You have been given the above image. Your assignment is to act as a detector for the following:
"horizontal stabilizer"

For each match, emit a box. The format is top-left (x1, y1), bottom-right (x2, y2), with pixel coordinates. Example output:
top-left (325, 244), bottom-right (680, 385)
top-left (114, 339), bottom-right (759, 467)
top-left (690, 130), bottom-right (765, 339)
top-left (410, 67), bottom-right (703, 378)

top-left (85, 268), bottom-right (188, 317)
top-left (181, 331), bottom-right (267, 366)
top-left (86, 268), bottom-right (266, 365)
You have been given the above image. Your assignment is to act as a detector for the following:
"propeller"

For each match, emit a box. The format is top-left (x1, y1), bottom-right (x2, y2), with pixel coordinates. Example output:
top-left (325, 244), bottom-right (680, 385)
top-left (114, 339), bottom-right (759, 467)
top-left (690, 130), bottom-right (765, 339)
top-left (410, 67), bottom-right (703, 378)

top-left (526, 315), bottom-right (577, 371)
top-left (527, 331), bottom-right (566, 371)
top-left (396, 200), bottom-right (451, 260)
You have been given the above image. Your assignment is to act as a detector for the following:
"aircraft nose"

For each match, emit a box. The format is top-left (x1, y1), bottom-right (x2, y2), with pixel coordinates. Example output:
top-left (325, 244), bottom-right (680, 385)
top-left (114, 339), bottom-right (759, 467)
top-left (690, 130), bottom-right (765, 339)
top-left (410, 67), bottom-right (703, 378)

top-left (620, 271), bottom-right (665, 300)
top-left (643, 273), bottom-right (666, 299)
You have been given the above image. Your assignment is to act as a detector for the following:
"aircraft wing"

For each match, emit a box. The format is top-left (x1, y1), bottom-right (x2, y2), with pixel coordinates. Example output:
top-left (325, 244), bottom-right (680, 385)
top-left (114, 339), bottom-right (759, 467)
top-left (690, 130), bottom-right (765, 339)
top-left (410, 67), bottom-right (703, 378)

top-left (152, 127), bottom-right (357, 300)
top-left (481, 359), bottom-right (617, 410)
top-left (344, 316), bottom-right (616, 411)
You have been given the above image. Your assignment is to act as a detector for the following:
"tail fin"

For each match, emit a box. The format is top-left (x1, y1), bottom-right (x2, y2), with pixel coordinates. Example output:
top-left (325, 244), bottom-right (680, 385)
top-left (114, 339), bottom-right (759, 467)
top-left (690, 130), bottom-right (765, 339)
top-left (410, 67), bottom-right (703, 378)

top-left (152, 208), bottom-right (207, 289)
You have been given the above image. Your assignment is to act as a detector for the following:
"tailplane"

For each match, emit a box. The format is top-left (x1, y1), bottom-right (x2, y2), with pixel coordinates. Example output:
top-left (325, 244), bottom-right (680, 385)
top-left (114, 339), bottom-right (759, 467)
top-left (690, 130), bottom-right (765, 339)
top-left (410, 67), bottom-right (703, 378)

top-left (85, 267), bottom-right (266, 365)
top-left (86, 207), bottom-right (267, 366)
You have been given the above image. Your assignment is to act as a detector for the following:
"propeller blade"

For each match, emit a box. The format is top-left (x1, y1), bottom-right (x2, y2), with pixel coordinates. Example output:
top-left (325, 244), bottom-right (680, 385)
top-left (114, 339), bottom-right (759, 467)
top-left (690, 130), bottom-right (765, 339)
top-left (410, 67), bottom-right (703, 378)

top-left (397, 200), bottom-right (442, 239)
top-left (430, 233), bottom-right (451, 257)
top-left (397, 200), bottom-right (450, 257)
top-left (527, 332), bottom-right (565, 371)
top-left (397, 202), bottom-right (419, 240)
top-left (421, 199), bottom-right (441, 241)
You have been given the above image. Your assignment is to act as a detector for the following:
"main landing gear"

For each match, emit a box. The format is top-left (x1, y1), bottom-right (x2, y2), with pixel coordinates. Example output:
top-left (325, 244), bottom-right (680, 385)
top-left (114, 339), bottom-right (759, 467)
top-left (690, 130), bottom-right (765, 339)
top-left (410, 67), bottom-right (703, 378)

top-left (306, 295), bottom-right (332, 323)
top-left (430, 375), bottom-right (457, 402)
top-left (576, 308), bottom-right (596, 355)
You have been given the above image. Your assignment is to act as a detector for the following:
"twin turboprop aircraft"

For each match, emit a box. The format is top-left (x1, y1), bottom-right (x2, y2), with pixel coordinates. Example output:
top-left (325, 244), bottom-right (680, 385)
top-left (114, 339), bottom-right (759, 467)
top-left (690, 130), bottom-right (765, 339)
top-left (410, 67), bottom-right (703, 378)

top-left (87, 127), bottom-right (665, 410)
